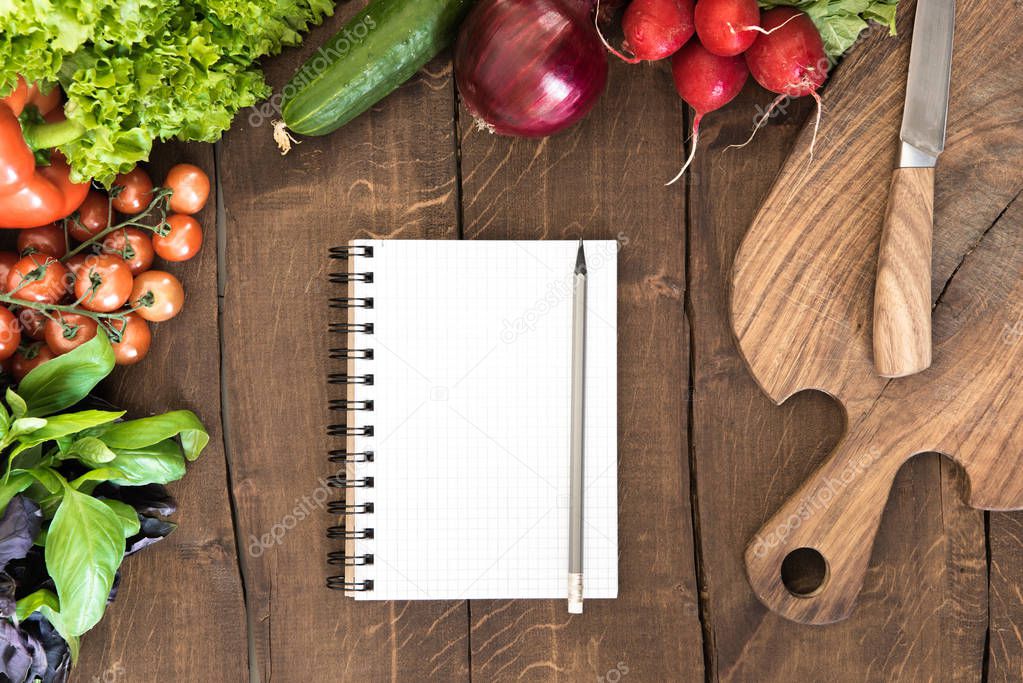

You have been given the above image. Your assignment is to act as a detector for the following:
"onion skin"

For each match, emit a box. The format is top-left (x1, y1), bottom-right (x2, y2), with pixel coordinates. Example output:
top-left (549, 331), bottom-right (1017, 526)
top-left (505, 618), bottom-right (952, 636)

top-left (454, 0), bottom-right (609, 137)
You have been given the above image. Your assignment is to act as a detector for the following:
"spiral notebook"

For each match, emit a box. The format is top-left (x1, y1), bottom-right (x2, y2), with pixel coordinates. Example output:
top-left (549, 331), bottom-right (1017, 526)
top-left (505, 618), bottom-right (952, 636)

top-left (327, 239), bottom-right (619, 601)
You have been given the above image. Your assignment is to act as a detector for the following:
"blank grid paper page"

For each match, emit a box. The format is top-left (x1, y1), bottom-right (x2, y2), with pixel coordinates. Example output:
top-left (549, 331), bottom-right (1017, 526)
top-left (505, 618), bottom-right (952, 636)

top-left (347, 240), bottom-right (617, 600)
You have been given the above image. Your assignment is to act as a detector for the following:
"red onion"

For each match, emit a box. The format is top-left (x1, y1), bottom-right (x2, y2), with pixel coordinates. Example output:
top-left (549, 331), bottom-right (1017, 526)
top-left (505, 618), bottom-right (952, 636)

top-left (454, 0), bottom-right (609, 137)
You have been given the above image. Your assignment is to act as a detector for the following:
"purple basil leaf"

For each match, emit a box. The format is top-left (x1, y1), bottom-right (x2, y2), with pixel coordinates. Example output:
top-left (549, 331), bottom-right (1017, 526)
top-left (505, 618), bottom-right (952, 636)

top-left (0, 497), bottom-right (42, 573)
top-left (125, 516), bottom-right (177, 557)
top-left (0, 618), bottom-right (48, 683)
top-left (92, 483), bottom-right (177, 517)
top-left (20, 614), bottom-right (70, 683)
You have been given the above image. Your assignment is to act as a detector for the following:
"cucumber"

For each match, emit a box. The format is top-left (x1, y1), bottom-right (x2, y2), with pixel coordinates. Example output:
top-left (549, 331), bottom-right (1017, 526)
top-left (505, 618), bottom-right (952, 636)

top-left (280, 0), bottom-right (472, 137)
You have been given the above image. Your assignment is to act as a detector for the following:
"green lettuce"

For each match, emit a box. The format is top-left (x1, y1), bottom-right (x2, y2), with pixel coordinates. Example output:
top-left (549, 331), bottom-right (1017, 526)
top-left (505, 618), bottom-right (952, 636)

top-left (759, 0), bottom-right (899, 57)
top-left (0, 0), bottom-right (334, 185)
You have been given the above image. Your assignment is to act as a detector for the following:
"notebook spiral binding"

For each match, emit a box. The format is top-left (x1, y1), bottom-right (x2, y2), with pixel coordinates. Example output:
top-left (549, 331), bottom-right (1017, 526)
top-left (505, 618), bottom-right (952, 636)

top-left (327, 245), bottom-right (375, 593)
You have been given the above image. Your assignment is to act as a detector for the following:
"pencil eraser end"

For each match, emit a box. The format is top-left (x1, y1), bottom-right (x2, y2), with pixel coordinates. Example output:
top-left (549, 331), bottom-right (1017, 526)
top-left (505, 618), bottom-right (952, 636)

top-left (567, 573), bottom-right (583, 614)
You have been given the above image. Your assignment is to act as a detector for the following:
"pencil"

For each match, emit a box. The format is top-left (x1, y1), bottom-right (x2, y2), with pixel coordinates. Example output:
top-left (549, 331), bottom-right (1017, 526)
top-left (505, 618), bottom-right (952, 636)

top-left (568, 239), bottom-right (586, 614)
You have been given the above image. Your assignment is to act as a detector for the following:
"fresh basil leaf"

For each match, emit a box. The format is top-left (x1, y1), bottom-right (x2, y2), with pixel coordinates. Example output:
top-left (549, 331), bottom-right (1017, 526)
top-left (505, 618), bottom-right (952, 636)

top-left (64, 436), bottom-right (117, 465)
top-left (86, 410), bottom-right (208, 461)
top-left (69, 468), bottom-right (125, 490)
top-left (8, 417), bottom-right (47, 439)
top-left (45, 486), bottom-right (125, 636)
top-left (100, 499), bottom-right (140, 538)
top-left (0, 399), bottom-right (9, 439)
top-left (15, 411), bottom-right (124, 451)
top-left (5, 388), bottom-right (26, 421)
top-left (15, 589), bottom-right (80, 664)
top-left (17, 335), bottom-right (115, 418)
top-left (106, 440), bottom-right (186, 486)
top-left (20, 467), bottom-right (66, 496)
top-left (0, 614), bottom-right (48, 680)
top-left (0, 472), bottom-right (34, 515)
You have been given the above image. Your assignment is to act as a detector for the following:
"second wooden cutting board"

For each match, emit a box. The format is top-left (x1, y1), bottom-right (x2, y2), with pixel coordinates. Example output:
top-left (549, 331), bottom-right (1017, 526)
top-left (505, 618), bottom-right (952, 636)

top-left (730, 0), bottom-right (1023, 623)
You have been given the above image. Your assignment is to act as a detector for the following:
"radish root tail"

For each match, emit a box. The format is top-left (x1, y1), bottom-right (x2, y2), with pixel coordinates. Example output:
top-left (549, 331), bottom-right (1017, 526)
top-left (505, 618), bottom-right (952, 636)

top-left (726, 94), bottom-right (786, 152)
top-left (807, 89), bottom-right (823, 159)
top-left (734, 13), bottom-right (801, 35)
top-left (666, 115), bottom-right (701, 186)
top-left (595, 0), bottom-right (642, 64)
top-left (272, 120), bottom-right (299, 155)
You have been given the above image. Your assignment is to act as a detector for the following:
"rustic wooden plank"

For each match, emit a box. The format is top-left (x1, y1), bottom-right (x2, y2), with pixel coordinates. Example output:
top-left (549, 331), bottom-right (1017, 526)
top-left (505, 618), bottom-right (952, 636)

top-left (688, 80), bottom-right (985, 678)
top-left (989, 512), bottom-right (1023, 682)
top-left (217, 4), bottom-right (469, 680)
top-left (457, 59), bottom-right (704, 681)
top-left (76, 142), bottom-right (249, 681)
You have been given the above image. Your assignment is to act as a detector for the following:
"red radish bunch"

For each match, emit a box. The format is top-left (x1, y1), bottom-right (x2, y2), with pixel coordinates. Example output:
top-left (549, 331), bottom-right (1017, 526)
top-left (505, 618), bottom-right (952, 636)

top-left (595, 0), bottom-right (831, 182)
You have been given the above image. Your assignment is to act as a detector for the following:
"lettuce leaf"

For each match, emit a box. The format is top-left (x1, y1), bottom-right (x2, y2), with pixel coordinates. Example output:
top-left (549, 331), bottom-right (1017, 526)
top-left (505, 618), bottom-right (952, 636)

top-left (759, 0), bottom-right (899, 57)
top-left (0, 0), bottom-right (333, 185)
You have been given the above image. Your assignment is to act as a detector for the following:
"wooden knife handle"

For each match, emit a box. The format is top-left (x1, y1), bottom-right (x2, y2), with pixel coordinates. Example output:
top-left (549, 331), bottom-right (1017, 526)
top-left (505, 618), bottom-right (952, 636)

top-left (745, 427), bottom-right (909, 624)
top-left (873, 166), bottom-right (934, 378)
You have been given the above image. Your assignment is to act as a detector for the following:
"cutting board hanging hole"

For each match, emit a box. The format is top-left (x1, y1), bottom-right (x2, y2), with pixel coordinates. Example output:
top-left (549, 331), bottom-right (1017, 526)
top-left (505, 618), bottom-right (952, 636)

top-left (780, 548), bottom-right (829, 598)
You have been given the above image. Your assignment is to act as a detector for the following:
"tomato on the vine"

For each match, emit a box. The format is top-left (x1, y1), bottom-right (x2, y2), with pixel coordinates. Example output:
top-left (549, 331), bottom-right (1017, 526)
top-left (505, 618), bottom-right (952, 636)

top-left (11, 343), bottom-right (55, 381)
top-left (165, 164), bottom-right (210, 215)
top-left (0, 252), bottom-right (18, 293)
top-left (111, 167), bottom-right (153, 214)
top-left (7, 255), bottom-right (70, 304)
top-left (44, 313), bottom-right (98, 355)
top-left (16, 308), bottom-right (47, 341)
top-left (131, 270), bottom-right (184, 322)
top-left (70, 189), bottom-right (112, 242)
top-left (108, 313), bottom-right (151, 365)
top-left (17, 224), bottom-right (67, 258)
top-left (74, 253), bottom-right (133, 312)
top-left (103, 228), bottom-right (154, 276)
top-left (0, 307), bottom-right (21, 361)
top-left (153, 214), bottom-right (202, 262)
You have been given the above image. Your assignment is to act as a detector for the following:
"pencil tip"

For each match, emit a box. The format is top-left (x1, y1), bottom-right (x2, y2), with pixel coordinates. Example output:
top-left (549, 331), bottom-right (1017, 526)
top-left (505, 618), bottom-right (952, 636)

top-left (575, 240), bottom-right (587, 275)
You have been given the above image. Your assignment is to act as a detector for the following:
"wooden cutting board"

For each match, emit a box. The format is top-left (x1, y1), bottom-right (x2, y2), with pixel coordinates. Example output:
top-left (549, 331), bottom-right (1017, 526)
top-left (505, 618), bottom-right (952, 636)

top-left (730, 0), bottom-right (1023, 624)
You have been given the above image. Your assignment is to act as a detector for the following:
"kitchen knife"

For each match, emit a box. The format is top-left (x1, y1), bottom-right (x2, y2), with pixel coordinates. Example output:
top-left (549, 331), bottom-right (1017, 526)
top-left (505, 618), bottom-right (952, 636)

top-left (873, 0), bottom-right (955, 378)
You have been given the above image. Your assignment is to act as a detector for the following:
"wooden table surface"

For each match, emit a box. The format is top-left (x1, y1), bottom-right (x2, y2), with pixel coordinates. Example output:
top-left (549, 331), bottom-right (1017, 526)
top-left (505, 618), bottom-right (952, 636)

top-left (71, 3), bottom-right (1022, 681)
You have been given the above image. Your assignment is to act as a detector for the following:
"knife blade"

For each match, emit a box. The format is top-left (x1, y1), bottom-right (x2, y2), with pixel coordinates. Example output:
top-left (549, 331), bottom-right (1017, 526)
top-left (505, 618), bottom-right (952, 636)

top-left (899, 0), bottom-right (956, 167)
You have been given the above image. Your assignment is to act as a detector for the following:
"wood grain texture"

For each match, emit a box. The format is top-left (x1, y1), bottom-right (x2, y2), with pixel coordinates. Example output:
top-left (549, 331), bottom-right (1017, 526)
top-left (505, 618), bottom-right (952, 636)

top-left (731, 0), bottom-right (1023, 624)
top-left (873, 166), bottom-right (934, 378)
top-left (989, 511), bottom-right (1023, 682)
top-left (75, 142), bottom-right (249, 682)
top-left (217, 4), bottom-right (469, 680)
top-left (457, 59), bottom-right (704, 681)
top-left (690, 83), bottom-right (984, 678)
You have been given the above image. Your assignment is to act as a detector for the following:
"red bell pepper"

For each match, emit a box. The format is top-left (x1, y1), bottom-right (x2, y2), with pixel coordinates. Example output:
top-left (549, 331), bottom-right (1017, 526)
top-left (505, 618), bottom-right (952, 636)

top-left (0, 77), bottom-right (89, 229)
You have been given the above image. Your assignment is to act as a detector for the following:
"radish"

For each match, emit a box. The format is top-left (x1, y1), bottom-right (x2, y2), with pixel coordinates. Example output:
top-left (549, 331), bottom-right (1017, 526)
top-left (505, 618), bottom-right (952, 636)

top-left (694, 0), bottom-right (761, 57)
top-left (596, 0), bottom-right (695, 63)
top-left (740, 7), bottom-right (829, 153)
top-left (666, 39), bottom-right (749, 184)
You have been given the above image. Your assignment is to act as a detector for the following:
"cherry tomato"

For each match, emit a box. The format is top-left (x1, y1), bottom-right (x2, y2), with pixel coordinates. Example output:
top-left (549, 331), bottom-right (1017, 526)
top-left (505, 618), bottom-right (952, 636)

top-left (70, 190), bottom-right (112, 242)
top-left (103, 228), bottom-right (154, 275)
top-left (0, 252), bottom-right (19, 293)
top-left (7, 255), bottom-right (70, 304)
top-left (0, 307), bottom-right (21, 361)
top-left (17, 223), bottom-right (67, 258)
top-left (131, 270), bottom-right (184, 322)
top-left (11, 343), bottom-right (55, 381)
top-left (44, 313), bottom-right (98, 355)
top-left (74, 253), bottom-right (133, 312)
top-left (16, 308), bottom-right (47, 341)
top-left (111, 167), bottom-right (153, 214)
top-left (165, 164), bottom-right (210, 215)
top-left (152, 214), bottom-right (203, 262)
top-left (108, 313), bottom-right (151, 365)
